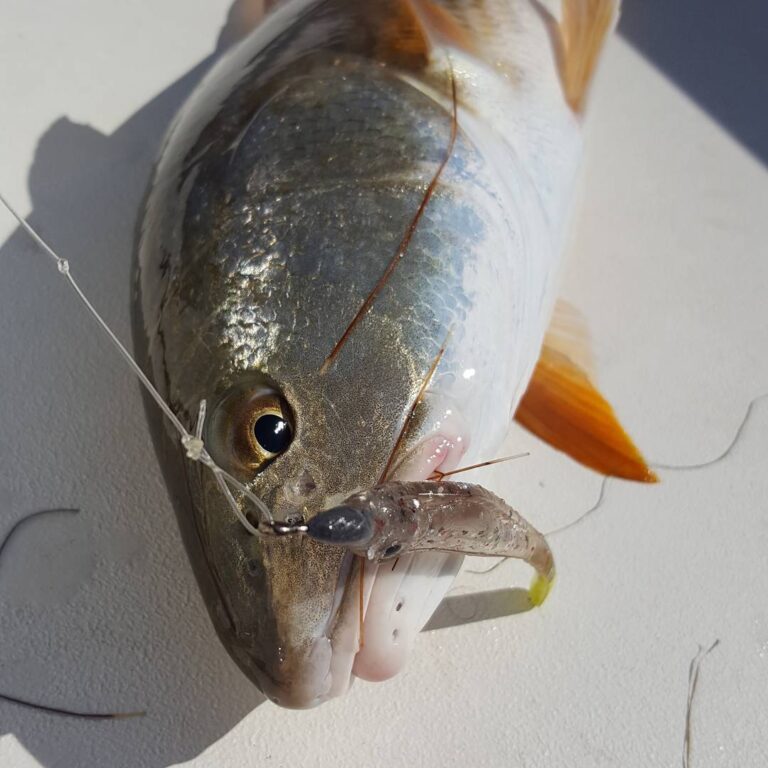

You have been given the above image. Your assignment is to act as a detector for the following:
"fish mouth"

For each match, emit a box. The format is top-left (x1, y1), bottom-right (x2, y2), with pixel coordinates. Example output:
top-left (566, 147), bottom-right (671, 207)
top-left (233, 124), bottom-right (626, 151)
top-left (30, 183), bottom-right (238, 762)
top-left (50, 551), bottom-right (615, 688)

top-left (207, 424), bottom-right (470, 709)
top-left (231, 636), bottom-right (338, 710)
top-left (342, 428), bottom-right (469, 686)
top-left (225, 557), bottom-right (356, 709)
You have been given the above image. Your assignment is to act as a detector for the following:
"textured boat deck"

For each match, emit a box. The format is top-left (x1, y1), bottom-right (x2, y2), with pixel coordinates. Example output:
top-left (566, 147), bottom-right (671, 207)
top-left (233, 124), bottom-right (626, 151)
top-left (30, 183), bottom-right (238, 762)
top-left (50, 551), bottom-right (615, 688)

top-left (1, 2), bottom-right (766, 766)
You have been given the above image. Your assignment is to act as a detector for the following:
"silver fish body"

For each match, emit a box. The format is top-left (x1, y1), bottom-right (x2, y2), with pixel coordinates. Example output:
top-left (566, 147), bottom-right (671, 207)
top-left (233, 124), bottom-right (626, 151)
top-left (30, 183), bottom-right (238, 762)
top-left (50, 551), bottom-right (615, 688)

top-left (134, 0), bottom-right (584, 707)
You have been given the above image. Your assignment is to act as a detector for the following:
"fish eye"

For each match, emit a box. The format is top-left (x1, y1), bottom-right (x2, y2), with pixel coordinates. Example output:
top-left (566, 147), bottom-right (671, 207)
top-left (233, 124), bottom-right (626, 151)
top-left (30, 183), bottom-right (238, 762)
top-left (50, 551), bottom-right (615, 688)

top-left (206, 381), bottom-right (295, 473)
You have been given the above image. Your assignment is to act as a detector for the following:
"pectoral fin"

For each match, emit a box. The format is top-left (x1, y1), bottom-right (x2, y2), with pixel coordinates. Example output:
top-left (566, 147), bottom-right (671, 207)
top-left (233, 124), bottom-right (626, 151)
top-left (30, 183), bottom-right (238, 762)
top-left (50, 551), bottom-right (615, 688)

top-left (515, 303), bottom-right (656, 483)
top-left (559, 0), bottom-right (620, 112)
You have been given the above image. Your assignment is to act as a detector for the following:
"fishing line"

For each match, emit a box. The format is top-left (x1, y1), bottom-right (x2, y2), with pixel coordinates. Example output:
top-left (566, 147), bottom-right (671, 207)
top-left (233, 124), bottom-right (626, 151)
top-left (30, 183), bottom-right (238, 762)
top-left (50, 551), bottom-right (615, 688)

top-left (0, 193), bottom-right (273, 535)
top-left (0, 691), bottom-right (144, 721)
top-left (549, 391), bottom-right (768, 537)
top-left (466, 392), bottom-right (768, 575)
top-left (682, 639), bottom-right (720, 768)
top-left (0, 507), bottom-right (145, 720)
top-left (429, 452), bottom-right (530, 481)
top-left (0, 507), bottom-right (79, 564)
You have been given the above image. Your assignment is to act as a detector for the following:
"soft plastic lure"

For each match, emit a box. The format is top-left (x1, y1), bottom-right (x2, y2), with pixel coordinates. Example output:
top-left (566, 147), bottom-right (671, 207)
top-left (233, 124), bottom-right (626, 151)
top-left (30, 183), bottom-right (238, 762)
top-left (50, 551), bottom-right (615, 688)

top-left (304, 481), bottom-right (556, 606)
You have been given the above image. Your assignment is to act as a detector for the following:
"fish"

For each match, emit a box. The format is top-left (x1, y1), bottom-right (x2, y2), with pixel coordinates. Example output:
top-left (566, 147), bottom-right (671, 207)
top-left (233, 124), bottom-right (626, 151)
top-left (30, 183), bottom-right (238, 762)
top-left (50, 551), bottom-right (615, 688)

top-left (133, 0), bottom-right (653, 709)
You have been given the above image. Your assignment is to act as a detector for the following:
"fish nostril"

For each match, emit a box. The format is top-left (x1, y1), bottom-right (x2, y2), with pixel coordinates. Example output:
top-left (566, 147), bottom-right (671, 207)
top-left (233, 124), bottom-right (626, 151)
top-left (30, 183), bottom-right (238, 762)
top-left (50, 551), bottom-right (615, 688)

top-left (283, 469), bottom-right (318, 502)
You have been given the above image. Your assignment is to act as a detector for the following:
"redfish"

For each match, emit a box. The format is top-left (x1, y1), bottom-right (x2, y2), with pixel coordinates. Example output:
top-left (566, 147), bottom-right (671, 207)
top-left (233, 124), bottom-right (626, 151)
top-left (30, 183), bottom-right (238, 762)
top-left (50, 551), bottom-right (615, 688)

top-left (134, 0), bottom-right (653, 708)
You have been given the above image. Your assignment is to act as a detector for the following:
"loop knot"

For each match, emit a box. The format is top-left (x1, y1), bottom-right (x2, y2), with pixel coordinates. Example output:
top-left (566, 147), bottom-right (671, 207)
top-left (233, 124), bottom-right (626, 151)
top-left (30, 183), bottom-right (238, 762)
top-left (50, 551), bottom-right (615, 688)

top-left (181, 435), bottom-right (205, 461)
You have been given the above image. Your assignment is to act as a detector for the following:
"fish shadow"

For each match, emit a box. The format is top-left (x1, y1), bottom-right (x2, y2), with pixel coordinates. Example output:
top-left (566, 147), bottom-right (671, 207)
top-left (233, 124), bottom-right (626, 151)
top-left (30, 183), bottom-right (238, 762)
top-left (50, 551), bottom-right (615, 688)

top-left (0, 5), bottom-right (271, 768)
top-left (423, 587), bottom-right (533, 632)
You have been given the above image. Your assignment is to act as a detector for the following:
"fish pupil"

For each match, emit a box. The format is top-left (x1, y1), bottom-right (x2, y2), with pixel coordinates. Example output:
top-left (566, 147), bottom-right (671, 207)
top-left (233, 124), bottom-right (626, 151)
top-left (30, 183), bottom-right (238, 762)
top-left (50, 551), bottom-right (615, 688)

top-left (253, 413), bottom-right (292, 454)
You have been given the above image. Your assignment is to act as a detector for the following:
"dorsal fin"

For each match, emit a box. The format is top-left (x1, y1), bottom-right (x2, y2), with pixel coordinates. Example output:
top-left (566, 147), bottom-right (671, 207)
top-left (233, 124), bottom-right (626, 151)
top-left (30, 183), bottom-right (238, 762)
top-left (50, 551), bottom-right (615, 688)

top-left (371, 0), bottom-right (481, 68)
top-left (558, 0), bottom-right (620, 111)
top-left (409, 0), bottom-right (620, 108)
top-left (515, 302), bottom-right (657, 483)
top-left (374, 0), bottom-right (433, 71)
top-left (408, 0), bottom-right (478, 53)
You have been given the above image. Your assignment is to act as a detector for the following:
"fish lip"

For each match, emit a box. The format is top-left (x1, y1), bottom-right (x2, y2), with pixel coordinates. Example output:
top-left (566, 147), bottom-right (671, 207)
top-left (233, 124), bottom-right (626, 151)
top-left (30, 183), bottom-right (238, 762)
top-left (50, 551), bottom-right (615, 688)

top-left (227, 631), bottom-right (337, 709)
top-left (223, 543), bottom-right (357, 709)
top-left (266, 693), bottom-right (325, 710)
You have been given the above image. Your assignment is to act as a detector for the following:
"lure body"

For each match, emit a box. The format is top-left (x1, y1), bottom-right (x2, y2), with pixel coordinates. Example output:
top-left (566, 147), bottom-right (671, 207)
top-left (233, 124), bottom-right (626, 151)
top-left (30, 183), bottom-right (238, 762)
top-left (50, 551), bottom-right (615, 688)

top-left (307, 481), bottom-right (555, 595)
top-left (134, 0), bottom-right (620, 707)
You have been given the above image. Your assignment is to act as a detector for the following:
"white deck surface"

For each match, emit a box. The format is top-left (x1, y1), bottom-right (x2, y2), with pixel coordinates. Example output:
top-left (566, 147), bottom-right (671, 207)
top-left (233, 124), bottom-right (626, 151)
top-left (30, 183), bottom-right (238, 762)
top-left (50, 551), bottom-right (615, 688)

top-left (1, 2), bottom-right (766, 766)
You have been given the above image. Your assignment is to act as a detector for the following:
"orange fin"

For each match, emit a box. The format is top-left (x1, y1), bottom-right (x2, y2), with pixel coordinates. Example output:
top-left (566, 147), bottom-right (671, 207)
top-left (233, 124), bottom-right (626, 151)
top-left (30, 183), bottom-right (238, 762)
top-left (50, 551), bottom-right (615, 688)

top-left (540, 298), bottom-right (595, 376)
top-left (516, 302), bottom-right (657, 483)
top-left (374, 0), bottom-right (433, 71)
top-left (373, 0), bottom-right (477, 69)
top-left (559, 0), bottom-right (620, 112)
top-left (409, 0), bottom-right (478, 54)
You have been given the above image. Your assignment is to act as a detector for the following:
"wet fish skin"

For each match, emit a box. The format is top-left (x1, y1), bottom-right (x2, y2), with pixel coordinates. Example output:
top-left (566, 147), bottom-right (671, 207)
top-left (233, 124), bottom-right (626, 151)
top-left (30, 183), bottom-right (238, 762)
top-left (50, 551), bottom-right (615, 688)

top-left (134, 0), bottom-right (583, 707)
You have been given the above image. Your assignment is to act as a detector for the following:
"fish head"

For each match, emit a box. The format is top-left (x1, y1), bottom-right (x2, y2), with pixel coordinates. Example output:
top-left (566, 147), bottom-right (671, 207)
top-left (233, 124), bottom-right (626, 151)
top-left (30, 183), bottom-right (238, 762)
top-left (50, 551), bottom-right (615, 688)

top-left (168, 296), bottom-right (457, 707)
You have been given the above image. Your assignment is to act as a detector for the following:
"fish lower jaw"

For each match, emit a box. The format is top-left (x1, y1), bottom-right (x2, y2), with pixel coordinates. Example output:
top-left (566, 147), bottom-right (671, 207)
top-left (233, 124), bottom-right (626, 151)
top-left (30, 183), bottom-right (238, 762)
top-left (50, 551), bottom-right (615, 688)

top-left (249, 646), bottom-right (344, 710)
top-left (346, 430), bottom-right (470, 686)
top-left (258, 654), bottom-right (357, 710)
